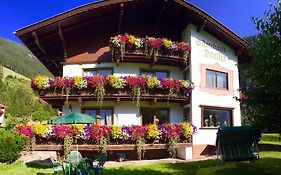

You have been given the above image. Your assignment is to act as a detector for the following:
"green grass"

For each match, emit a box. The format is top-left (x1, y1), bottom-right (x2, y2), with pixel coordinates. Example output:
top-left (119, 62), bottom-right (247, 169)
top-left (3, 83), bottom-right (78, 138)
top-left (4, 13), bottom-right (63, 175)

top-left (2, 67), bottom-right (30, 80)
top-left (0, 161), bottom-right (53, 175)
top-left (261, 133), bottom-right (281, 145)
top-left (105, 145), bottom-right (281, 175)
top-left (0, 145), bottom-right (280, 175)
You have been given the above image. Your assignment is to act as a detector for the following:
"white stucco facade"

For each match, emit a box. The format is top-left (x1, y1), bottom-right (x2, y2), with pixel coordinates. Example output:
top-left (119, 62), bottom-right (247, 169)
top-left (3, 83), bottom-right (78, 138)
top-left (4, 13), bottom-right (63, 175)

top-left (63, 63), bottom-right (184, 80)
top-left (183, 24), bottom-right (241, 146)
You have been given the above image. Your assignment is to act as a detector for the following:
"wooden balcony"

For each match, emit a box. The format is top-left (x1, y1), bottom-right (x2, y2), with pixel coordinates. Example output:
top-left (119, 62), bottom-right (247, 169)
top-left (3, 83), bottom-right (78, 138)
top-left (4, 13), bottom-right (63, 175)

top-left (40, 91), bottom-right (190, 108)
top-left (112, 52), bottom-right (189, 70)
top-left (33, 143), bottom-right (192, 151)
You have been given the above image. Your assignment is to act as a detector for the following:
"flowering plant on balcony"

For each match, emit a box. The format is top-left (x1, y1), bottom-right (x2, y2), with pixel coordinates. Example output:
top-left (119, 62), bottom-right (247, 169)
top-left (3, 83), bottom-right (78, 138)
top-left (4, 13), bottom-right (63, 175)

top-left (31, 75), bottom-right (50, 90)
top-left (14, 124), bottom-right (33, 139)
top-left (109, 34), bottom-right (144, 60)
top-left (108, 75), bottom-right (124, 89)
top-left (125, 76), bottom-right (147, 106)
top-left (15, 122), bottom-right (196, 145)
top-left (86, 75), bottom-right (107, 105)
top-left (51, 124), bottom-right (73, 139)
top-left (109, 33), bottom-right (191, 62)
top-left (129, 125), bottom-right (146, 141)
top-left (146, 124), bottom-right (160, 140)
top-left (31, 75), bottom-right (193, 105)
top-left (147, 77), bottom-right (161, 89)
top-left (73, 76), bottom-right (88, 89)
top-left (33, 123), bottom-right (51, 138)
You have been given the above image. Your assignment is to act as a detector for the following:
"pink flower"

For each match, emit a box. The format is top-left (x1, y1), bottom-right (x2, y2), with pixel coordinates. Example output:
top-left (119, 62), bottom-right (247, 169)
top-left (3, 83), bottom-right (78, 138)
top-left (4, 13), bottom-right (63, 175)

top-left (147, 38), bottom-right (163, 49)
top-left (125, 76), bottom-right (147, 87)
top-left (87, 75), bottom-right (107, 88)
top-left (130, 125), bottom-right (146, 141)
top-left (177, 42), bottom-right (191, 52)
top-left (54, 76), bottom-right (64, 89)
top-left (14, 125), bottom-right (34, 138)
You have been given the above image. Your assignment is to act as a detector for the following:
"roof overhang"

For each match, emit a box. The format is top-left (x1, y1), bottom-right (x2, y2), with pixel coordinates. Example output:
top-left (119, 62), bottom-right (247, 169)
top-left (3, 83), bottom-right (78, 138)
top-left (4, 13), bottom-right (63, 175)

top-left (15, 0), bottom-right (251, 76)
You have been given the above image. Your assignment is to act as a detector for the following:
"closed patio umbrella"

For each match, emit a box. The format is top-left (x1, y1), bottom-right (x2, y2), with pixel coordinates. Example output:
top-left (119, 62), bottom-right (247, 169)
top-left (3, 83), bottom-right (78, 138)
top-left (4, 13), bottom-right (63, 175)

top-left (48, 113), bottom-right (96, 124)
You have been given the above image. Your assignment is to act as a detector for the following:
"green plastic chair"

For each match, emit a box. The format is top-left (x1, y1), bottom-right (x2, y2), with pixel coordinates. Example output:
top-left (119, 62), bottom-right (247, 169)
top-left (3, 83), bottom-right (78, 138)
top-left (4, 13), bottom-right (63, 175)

top-left (50, 157), bottom-right (64, 175)
top-left (76, 158), bottom-right (94, 175)
top-left (216, 126), bottom-right (261, 167)
top-left (66, 151), bottom-right (83, 163)
top-left (93, 153), bottom-right (107, 175)
top-left (64, 151), bottom-right (83, 174)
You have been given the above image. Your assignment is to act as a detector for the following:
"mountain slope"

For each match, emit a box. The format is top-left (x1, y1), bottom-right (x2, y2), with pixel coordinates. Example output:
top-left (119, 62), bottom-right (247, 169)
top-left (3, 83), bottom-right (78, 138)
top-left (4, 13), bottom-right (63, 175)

top-left (0, 37), bottom-right (52, 78)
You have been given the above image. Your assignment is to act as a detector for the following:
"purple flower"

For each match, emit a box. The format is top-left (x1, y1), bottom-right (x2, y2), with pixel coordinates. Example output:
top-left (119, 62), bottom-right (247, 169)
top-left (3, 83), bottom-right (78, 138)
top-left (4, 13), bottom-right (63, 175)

top-left (48, 78), bottom-right (55, 88)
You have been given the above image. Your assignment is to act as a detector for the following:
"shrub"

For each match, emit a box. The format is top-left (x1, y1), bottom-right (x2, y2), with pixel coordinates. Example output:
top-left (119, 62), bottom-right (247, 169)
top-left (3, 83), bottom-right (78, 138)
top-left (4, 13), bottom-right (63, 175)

top-left (0, 129), bottom-right (28, 163)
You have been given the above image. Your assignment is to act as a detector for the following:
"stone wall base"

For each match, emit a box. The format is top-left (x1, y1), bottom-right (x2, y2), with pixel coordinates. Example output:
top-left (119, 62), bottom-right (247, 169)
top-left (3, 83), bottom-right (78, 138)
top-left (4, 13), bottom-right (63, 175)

top-left (192, 144), bottom-right (216, 159)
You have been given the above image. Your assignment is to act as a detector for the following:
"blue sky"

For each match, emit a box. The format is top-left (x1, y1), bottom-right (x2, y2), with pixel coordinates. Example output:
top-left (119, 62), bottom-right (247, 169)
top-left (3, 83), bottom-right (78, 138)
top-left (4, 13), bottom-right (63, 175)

top-left (0, 0), bottom-right (274, 44)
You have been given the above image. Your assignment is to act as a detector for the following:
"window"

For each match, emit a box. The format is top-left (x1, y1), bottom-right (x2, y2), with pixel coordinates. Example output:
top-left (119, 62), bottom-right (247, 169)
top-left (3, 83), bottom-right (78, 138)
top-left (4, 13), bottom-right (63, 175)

top-left (201, 107), bottom-right (232, 128)
top-left (83, 68), bottom-right (113, 76)
top-left (83, 108), bottom-right (113, 125)
top-left (206, 69), bottom-right (228, 89)
top-left (140, 109), bottom-right (169, 125)
top-left (140, 70), bottom-right (169, 78)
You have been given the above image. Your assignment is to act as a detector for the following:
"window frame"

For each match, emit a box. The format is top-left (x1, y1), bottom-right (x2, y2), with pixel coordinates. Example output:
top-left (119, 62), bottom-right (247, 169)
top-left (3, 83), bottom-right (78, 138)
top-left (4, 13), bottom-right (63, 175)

top-left (206, 69), bottom-right (228, 90)
top-left (82, 67), bottom-right (113, 76)
top-left (200, 105), bottom-right (233, 128)
top-left (139, 69), bottom-right (170, 78)
top-left (82, 107), bottom-right (114, 125)
top-left (140, 108), bottom-right (170, 126)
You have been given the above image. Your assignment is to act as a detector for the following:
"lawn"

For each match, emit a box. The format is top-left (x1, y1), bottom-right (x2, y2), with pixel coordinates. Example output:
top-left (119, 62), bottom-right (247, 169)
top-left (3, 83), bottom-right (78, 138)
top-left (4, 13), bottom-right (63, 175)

top-left (105, 145), bottom-right (281, 175)
top-left (0, 144), bottom-right (280, 175)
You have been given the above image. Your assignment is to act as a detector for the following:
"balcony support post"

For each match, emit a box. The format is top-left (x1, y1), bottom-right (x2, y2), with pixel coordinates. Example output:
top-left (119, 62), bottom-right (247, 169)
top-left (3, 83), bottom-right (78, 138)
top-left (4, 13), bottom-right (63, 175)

top-left (118, 3), bottom-right (124, 33)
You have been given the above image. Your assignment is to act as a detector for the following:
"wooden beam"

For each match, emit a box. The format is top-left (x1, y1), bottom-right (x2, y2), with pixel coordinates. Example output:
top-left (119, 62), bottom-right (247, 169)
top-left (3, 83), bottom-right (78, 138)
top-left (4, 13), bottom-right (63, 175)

top-left (32, 31), bottom-right (47, 55)
top-left (149, 98), bottom-right (157, 105)
top-left (118, 3), bottom-right (124, 33)
top-left (197, 19), bottom-right (207, 32)
top-left (58, 23), bottom-right (67, 59)
top-left (116, 97), bottom-right (120, 105)
top-left (154, 0), bottom-right (168, 36)
top-left (235, 47), bottom-right (245, 56)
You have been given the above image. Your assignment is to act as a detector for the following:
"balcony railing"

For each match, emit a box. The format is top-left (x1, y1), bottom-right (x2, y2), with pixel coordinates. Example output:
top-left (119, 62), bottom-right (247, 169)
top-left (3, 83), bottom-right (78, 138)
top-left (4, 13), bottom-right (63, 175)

top-left (32, 75), bottom-right (193, 105)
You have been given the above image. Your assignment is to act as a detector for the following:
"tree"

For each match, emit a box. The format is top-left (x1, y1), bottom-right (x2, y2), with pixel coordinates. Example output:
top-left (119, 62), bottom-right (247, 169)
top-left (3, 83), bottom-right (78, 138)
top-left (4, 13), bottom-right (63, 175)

top-left (240, 1), bottom-right (281, 132)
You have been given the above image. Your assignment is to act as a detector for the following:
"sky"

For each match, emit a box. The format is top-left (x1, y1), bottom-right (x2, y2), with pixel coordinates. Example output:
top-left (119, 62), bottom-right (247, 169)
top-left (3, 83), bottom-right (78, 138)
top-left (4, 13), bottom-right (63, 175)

top-left (0, 0), bottom-right (275, 44)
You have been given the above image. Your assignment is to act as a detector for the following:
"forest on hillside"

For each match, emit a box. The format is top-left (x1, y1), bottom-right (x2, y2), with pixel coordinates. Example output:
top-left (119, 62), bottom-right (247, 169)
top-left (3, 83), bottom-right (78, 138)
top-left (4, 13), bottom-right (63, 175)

top-left (0, 37), bottom-right (52, 79)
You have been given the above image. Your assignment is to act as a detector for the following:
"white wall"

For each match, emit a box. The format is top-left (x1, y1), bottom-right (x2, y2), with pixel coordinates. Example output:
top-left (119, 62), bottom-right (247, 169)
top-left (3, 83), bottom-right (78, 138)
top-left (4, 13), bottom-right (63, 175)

top-left (183, 24), bottom-right (241, 145)
top-left (62, 101), bottom-right (183, 126)
top-left (63, 63), bottom-right (183, 80)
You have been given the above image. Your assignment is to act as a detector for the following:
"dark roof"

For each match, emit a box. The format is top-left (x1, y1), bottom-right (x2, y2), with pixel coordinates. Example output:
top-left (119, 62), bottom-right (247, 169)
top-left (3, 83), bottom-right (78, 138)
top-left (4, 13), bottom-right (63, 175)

top-left (15, 0), bottom-right (251, 76)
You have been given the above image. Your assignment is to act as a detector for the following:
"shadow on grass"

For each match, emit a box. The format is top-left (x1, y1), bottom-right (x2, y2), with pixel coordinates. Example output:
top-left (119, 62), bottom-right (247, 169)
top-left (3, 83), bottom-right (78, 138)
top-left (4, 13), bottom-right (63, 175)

top-left (104, 157), bottom-right (281, 175)
top-left (25, 158), bottom-right (52, 169)
top-left (259, 144), bottom-right (281, 151)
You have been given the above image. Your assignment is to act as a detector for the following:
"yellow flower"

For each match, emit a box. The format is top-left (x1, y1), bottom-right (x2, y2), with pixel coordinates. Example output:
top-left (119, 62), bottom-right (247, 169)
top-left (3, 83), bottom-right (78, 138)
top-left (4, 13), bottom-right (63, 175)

top-left (128, 34), bottom-right (137, 45)
top-left (147, 124), bottom-right (160, 139)
top-left (111, 125), bottom-right (122, 139)
top-left (147, 77), bottom-right (160, 89)
top-left (181, 122), bottom-right (192, 137)
top-left (162, 38), bottom-right (172, 48)
top-left (33, 123), bottom-right (50, 137)
top-left (74, 124), bottom-right (84, 133)
top-left (108, 75), bottom-right (124, 89)
top-left (34, 75), bottom-right (49, 89)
